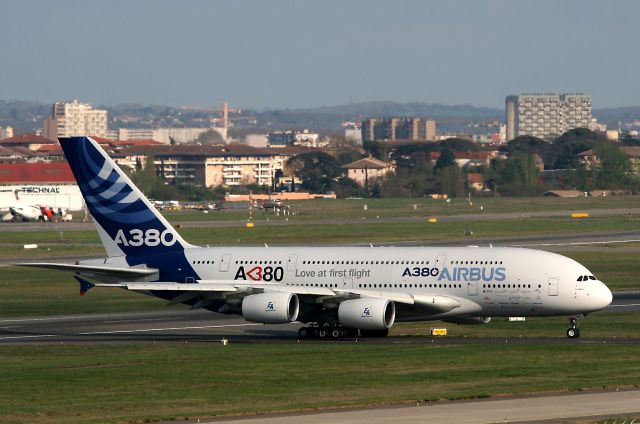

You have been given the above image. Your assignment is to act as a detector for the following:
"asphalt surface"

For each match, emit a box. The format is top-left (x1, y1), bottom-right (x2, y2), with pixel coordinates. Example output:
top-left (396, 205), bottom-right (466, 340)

top-left (197, 389), bottom-right (640, 424)
top-left (2, 206), bottom-right (640, 233)
top-left (0, 291), bottom-right (638, 346)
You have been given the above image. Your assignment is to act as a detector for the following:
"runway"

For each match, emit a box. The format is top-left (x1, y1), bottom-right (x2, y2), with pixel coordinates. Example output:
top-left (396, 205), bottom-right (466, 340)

top-left (199, 389), bottom-right (640, 424)
top-left (2, 206), bottom-right (640, 233)
top-left (0, 291), bottom-right (638, 346)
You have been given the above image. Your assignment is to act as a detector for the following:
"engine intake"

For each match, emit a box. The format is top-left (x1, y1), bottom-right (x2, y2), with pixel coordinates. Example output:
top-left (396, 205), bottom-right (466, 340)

top-left (242, 292), bottom-right (299, 324)
top-left (338, 298), bottom-right (395, 330)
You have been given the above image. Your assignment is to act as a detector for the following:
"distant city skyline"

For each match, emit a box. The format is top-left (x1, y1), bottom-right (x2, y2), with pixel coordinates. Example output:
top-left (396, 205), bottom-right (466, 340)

top-left (2, 0), bottom-right (639, 110)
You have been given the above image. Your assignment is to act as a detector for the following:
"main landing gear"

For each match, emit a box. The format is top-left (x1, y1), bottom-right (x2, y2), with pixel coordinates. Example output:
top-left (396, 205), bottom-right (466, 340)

top-left (566, 317), bottom-right (581, 338)
top-left (297, 324), bottom-right (389, 340)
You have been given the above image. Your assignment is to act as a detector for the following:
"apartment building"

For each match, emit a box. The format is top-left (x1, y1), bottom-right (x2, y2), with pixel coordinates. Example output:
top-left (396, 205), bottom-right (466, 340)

top-left (112, 144), bottom-right (308, 187)
top-left (506, 93), bottom-right (592, 141)
top-left (361, 117), bottom-right (436, 142)
top-left (43, 100), bottom-right (108, 140)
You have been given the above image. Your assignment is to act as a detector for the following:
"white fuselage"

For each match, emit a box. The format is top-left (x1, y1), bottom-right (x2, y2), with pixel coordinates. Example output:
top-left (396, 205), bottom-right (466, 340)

top-left (181, 245), bottom-right (612, 320)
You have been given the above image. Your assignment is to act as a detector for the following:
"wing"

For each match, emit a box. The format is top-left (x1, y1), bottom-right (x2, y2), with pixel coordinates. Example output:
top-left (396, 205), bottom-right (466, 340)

top-left (95, 280), bottom-right (463, 314)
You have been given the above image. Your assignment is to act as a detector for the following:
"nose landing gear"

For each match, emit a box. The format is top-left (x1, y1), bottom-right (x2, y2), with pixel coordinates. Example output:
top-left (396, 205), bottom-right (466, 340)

top-left (566, 317), bottom-right (580, 338)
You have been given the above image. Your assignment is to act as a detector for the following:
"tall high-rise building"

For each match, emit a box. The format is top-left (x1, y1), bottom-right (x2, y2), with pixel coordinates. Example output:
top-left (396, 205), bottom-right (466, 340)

top-left (0, 126), bottom-right (13, 140)
top-left (43, 100), bottom-right (108, 141)
top-left (505, 93), bottom-right (592, 141)
top-left (361, 117), bottom-right (437, 142)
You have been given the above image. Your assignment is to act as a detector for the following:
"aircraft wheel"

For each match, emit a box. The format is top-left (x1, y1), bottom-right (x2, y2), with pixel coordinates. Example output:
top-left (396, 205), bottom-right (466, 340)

top-left (298, 327), bottom-right (309, 339)
top-left (318, 328), bottom-right (328, 339)
top-left (567, 327), bottom-right (580, 338)
top-left (331, 328), bottom-right (341, 339)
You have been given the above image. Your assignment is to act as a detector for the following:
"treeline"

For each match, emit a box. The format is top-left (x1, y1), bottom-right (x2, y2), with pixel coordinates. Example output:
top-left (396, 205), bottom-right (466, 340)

top-left (286, 128), bottom-right (640, 198)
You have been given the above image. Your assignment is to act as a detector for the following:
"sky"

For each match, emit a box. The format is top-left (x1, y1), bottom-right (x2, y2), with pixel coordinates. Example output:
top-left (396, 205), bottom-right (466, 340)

top-left (2, 0), bottom-right (639, 110)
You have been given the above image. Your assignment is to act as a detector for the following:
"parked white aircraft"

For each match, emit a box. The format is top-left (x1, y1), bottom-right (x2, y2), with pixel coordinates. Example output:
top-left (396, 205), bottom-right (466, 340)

top-left (18, 137), bottom-right (612, 339)
top-left (0, 189), bottom-right (67, 222)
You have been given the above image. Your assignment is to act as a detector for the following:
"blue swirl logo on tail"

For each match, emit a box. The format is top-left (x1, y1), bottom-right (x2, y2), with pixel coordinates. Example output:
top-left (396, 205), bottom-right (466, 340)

top-left (59, 137), bottom-right (188, 258)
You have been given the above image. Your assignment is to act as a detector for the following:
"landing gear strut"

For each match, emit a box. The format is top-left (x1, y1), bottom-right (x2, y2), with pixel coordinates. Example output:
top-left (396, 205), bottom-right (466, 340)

top-left (566, 317), bottom-right (580, 338)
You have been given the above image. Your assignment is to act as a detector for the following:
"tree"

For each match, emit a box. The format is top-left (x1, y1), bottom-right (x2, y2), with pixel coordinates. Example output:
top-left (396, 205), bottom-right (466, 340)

top-left (594, 145), bottom-right (631, 188)
top-left (438, 166), bottom-right (465, 197)
top-left (194, 129), bottom-right (225, 145)
top-left (286, 152), bottom-right (342, 193)
top-left (435, 144), bottom-right (456, 170)
top-left (490, 151), bottom-right (541, 196)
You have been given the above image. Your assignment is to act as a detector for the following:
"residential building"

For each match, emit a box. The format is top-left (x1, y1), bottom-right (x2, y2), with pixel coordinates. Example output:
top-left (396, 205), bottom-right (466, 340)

top-left (117, 127), bottom-right (215, 144)
top-left (0, 126), bottom-right (13, 139)
top-left (505, 93), bottom-right (592, 141)
top-left (294, 130), bottom-right (322, 148)
top-left (578, 146), bottom-right (640, 174)
top-left (43, 100), bottom-right (108, 140)
top-left (111, 144), bottom-right (308, 187)
top-left (244, 134), bottom-right (268, 148)
top-left (342, 157), bottom-right (395, 187)
top-left (267, 130), bottom-right (323, 148)
top-left (466, 173), bottom-right (484, 191)
top-left (343, 124), bottom-right (363, 145)
top-left (0, 134), bottom-right (53, 151)
top-left (267, 130), bottom-right (296, 147)
top-left (361, 117), bottom-right (436, 142)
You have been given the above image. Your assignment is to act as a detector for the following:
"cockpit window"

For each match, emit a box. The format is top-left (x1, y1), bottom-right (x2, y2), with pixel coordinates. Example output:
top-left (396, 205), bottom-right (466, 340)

top-left (588, 275), bottom-right (596, 280)
top-left (577, 276), bottom-right (583, 281)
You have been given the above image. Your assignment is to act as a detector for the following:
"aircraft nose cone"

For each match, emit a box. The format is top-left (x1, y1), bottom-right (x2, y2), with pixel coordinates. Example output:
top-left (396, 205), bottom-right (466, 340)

top-left (591, 282), bottom-right (613, 311)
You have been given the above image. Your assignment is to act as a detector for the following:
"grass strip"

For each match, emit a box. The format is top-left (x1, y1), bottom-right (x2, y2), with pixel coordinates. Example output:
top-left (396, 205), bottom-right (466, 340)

top-left (1, 342), bottom-right (639, 423)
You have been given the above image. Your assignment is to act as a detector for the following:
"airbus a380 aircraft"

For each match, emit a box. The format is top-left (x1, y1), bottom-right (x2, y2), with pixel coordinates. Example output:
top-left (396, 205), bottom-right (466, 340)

top-left (18, 137), bottom-right (613, 339)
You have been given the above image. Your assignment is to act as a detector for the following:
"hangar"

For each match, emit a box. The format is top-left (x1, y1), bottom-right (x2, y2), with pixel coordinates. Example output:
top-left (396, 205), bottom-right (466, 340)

top-left (0, 162), bottom-right (84, 211)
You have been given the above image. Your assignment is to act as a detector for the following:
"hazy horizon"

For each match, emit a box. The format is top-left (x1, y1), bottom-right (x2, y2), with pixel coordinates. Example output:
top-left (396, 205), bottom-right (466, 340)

top-left (3, 0), bottom-right (639, 110)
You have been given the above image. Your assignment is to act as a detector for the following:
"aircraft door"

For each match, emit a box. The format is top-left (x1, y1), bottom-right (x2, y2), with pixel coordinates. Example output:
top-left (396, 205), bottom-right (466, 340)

top-left (548, 277), bottom-right (559, 296)
top-left (468, 281), bottom-right (478, 296)
top-left (219, 254), bottom-right (232, 272)
top-left (287, 254), bottom-right (298, 272)
top-left (435, 253), bottom-right (447, 268)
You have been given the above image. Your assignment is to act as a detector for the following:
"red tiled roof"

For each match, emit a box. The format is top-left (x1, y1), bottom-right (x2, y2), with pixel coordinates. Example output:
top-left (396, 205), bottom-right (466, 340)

top-left (89, 136), bottom-right (163, 147)
top-left (1, 134), bottom-right (51, 144)
top-left (35, 144), bottom-right (62, 152)
top-left (0, 162), bottom-right (75, 183)
top-left (342, 158), bottom-right (391, 169)
top-left (467, 173), bottom-right (484, 184)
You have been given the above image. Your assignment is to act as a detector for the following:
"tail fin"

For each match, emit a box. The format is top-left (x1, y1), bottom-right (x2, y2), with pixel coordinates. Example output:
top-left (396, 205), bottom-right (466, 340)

top-left (59, 136), bottom-right (191, 258)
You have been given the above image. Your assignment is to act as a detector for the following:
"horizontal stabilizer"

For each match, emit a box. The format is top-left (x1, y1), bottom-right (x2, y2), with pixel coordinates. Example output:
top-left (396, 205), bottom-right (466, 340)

top-left (14, 262), bottom-right (158, 278)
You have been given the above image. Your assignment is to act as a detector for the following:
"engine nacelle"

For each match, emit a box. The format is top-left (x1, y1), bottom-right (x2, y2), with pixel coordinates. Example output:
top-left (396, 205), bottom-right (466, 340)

top-left (442, 316), bottom-right (492, 325)
top-left (338, 298), bottom-right (395, 331)
top-left (242, 292), bottom-right (299, 324)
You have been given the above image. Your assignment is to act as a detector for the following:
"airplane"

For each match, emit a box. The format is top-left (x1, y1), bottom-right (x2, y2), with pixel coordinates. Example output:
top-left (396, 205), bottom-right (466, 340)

top-left (0, 189), bottom-right (68, 222)
top-left (16, 136), bottom-right (613, 339)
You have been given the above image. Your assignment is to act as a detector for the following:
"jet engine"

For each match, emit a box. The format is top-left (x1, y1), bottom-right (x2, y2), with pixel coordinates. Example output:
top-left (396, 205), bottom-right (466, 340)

top-left (442, 316), bottom-right (492, 325)
top-left (241, 292), bottom-right (299, 324)
top-left (338, 298), bottom-right (395, 330)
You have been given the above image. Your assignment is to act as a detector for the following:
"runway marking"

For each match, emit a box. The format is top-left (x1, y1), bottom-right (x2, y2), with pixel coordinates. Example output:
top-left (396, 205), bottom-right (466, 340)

top-left (0, 312), bottom-right (199, 324)
top-left (0, 323), bottom-right (262, 340)
top-left (77, 323), bottom-right (263, 335)
top-left (0, 334), bottom-right (59, 340)
top-left (102, 317), bottom-right (177, 324)
top-left (512, 239), bottom-right (640, 247)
